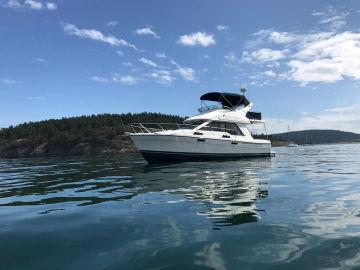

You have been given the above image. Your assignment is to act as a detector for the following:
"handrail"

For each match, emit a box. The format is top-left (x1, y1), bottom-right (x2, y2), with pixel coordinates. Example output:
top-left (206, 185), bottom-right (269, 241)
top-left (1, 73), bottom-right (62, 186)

top-left (129, 122), bottom-right (241, 137)
top-left (129, 122), bottom-right (195, 134)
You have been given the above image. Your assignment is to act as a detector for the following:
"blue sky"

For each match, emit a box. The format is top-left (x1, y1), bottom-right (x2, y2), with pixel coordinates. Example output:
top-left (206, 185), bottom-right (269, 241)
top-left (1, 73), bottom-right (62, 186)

top-left (1, 0), bottom-right (360, 133)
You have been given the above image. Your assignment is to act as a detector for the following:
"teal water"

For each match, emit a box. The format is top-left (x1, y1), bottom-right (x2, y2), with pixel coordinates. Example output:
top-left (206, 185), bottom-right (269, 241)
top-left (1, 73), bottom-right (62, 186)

top-left (1, 144), bottom-right (360, 269)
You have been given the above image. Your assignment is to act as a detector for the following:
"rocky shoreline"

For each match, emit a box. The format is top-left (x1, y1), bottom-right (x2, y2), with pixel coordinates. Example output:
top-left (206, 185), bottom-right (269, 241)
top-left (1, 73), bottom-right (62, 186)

top-left (0, 135), bottom-right (138, 159)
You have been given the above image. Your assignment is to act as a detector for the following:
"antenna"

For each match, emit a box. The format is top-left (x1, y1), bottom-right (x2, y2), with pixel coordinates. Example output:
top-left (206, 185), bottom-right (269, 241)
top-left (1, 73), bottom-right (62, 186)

top-left (240, 80), bottom-right (250, 99)
top-left (246, 79), bottom-right (250, 100)
top-left (240, 87), bottom-right (247, 96)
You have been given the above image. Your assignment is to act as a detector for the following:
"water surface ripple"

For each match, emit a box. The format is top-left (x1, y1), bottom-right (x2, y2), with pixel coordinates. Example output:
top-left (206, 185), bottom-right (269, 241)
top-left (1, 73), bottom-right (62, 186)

top-left (1, 144), bottom-right (360, 269)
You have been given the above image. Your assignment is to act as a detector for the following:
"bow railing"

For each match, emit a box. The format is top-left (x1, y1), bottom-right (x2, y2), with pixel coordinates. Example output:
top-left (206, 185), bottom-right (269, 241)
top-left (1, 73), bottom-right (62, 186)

top-left (129, 123), bottom-right (197, 134)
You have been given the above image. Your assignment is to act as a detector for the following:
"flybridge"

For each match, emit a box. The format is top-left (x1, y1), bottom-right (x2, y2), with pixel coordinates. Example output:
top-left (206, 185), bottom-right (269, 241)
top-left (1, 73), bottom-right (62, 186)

top-left (200, 92), bottom-right (261, 120)
top-left (200, 92), bottom-right (250, 109)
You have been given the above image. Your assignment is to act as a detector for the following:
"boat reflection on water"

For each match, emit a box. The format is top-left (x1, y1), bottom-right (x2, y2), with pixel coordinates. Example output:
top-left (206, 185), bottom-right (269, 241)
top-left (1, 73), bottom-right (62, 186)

top-left (133, 157), bottom-right (272, 227)
top-left (0, 154), bottom-right (272, 227)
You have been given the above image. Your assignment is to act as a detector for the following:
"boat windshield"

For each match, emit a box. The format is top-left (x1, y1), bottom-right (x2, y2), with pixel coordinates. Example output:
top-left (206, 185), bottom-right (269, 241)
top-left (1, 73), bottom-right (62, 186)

top-left (198, 103), bottom-right (223, 112)
top-left (198, 100), bottom-right (232, 113)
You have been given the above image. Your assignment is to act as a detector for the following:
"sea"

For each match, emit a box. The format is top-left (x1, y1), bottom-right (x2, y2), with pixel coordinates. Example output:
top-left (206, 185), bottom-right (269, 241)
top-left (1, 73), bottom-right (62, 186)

top-left (1, 144), bottom-right (360, 270)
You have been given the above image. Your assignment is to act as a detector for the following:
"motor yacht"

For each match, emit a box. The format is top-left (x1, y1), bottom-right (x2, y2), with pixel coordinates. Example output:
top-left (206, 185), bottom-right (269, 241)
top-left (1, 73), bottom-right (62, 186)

top-left (129, 91), bottom-right (273, 163)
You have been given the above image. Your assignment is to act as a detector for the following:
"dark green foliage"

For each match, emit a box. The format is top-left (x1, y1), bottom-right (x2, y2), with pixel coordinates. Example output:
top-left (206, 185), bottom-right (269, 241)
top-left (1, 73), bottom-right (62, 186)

top-left (0, 113), bottom-right (184, 141)
top-left (0, 113), bottom-right (185, 158)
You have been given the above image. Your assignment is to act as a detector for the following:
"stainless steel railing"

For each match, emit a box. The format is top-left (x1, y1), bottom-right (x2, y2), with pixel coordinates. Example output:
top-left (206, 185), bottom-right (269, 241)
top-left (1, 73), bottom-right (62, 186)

top-left (129, 123), bottom-right (197, 134)
top-left (129, 123), bottom-right (241, 136)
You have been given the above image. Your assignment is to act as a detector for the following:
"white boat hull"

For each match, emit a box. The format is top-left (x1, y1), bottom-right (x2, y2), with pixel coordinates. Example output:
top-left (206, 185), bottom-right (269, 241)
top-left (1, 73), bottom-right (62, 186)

top-left (130, 134), bottom-right (272, 163)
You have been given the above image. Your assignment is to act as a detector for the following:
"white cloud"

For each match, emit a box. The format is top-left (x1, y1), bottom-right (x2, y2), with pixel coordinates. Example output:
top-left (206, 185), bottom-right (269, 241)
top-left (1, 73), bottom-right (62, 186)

top-left (267, 62), bottom-right (280, 68)
top-left (155, 52), bottom-right (167, 59)
top-left (30, 57), bottom-right (48, 65)
top-left (293, 32), bottom-right (356, 60)
top-left (91, 74), bottom-right (138, 85)
top-left (170, 60), bottom-right (198, 82)
top-left (288, 32), bottom-right (360, 85)
top-left (253, 29), bottom-right (296, 45)
top-left (134, 27), bottom-right (160, 39)
top-left (4, 0), bottom-right (22, 9)
top-left (91, 76), bottom-right (112, 83)
top-left (62, 23), bottom-right (137, 50)
top-left (25, 0), bottom-right (42, 9)
top-left (170, 60), bottom-right (178, 66)
top-left (0, 78), bottom-right (17, 85)
top-left (122, 62), bottom-right (135, 67)
top-left (319, 15), bottom-right (347, 30)
top-left (116, 50), bottom-right (123, 56)
top-left (113, 75), bottom-right (138, 85)
top-left (243, 48), bottom-right (287, 63)
top-left (288, 59), bottom-right (343, 85)
top-left (139, 57), bottom-right (159, 68)
top-left (313, 6), bottom-right (348, 31)
top-left (3, 0), bottom-right (57, 10)
top-left (45, 2), bottom-right (56, 10)
top-left (177, 32), bottom-right (215, 47)
top-left (241, 20), bottom-right (360, 85)
top-left (107, 21), bottom-right (118, 27)
top-left (146, 70), bottom-right (175, 85)
top-left (267, 104), bottom-right (360, 134)
top-left (216, 25), bottom-right (229, 31)
top-left (263, 70), bottom-right (276, 77)
top-left (96, 55), bottom-right (197, 86)
top-left (93, 67), bottom-right (176, 86)
top-left (312, 11), bottom-right (324, 16)
top-left (268, 32), bottom-right (295, 44)
top-left (27, 96), bottom-right (45, 101)
top-left (175, 66), bottom-right (197, 82)
top-left (224, 52), bottom-right (236, 61)
top-left (198, 54), bottom-right (210, 61)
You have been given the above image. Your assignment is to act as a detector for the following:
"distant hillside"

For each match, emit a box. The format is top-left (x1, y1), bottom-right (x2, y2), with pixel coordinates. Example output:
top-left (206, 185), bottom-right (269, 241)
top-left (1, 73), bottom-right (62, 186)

top-left (271, 130), bottom-right (360, 145)
top-left (0, 113), bottom-right (184, 159)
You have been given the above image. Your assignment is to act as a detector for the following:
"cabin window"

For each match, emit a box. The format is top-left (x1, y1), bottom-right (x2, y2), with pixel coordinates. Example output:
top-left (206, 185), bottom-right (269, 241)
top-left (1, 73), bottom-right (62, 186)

top-left (180, 120), bottom-right (206, 130)
top-left (224, 123), bottom-right (244, 136)
top-left (200, 121), bottom-right (244, 136)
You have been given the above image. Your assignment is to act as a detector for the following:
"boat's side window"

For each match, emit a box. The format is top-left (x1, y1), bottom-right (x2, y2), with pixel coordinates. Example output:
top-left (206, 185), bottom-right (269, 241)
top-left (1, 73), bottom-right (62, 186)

top-left (180, 120), bottom-right (206, 129)
top-left (200, 122), bottom-right (220, 131)
top-left (200, 121), bottom-right (220, 131)
top-left (211, 121), bottom-right (225, 132)
top-left (198, 121), bottom-right (212, 131)
top-left (201, 121), bottom-right (244, 136)
top-left (224, 123), bottom-right (244, 136)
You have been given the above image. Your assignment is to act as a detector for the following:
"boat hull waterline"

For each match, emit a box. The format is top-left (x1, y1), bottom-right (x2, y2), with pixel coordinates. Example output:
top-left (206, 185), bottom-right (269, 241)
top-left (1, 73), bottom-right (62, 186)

top-left (131, 134), bottom-right (272, 163)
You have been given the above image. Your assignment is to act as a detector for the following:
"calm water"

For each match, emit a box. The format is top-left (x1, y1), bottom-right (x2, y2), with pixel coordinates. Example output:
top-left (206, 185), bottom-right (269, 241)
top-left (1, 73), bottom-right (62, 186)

top-left (1, 144), bottom-right (360, 269)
